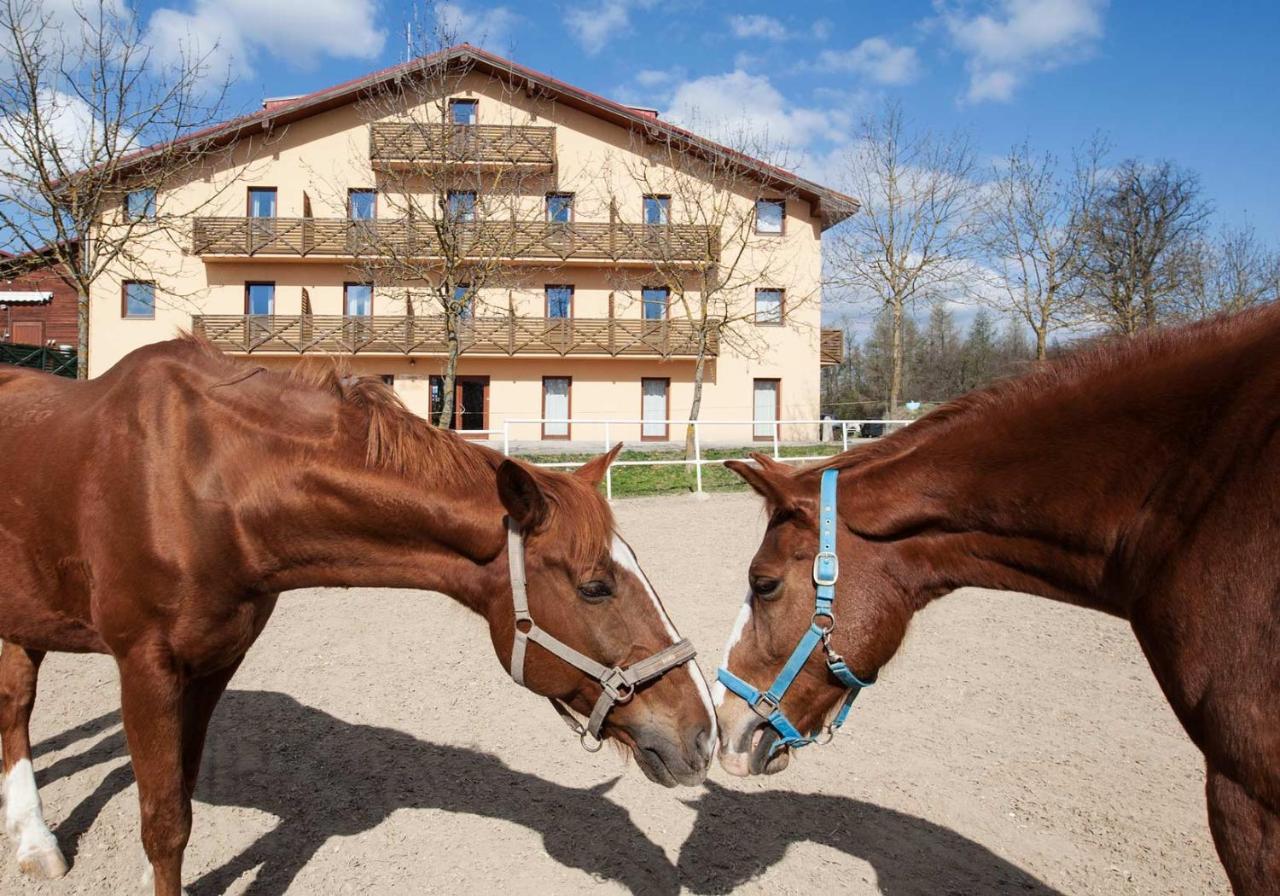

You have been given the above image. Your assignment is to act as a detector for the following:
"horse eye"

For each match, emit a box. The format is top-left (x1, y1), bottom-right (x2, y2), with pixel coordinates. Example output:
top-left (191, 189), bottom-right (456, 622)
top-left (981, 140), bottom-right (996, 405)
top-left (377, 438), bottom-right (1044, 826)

top-left (577, 580), bottom-right (614, 602)
top-left (751, 576), bottom-right (782, 601)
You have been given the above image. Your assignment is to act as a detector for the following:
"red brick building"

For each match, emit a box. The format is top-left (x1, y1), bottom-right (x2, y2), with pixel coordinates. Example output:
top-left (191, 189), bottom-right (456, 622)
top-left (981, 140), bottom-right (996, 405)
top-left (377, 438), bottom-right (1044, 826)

top-left (0, 245), bottom-right (79, 348)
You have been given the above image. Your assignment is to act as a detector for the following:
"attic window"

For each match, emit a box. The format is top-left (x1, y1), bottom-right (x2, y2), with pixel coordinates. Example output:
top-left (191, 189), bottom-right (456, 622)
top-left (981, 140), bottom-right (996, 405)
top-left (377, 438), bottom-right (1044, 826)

top-left (449, 99), bottom-right (477, 125)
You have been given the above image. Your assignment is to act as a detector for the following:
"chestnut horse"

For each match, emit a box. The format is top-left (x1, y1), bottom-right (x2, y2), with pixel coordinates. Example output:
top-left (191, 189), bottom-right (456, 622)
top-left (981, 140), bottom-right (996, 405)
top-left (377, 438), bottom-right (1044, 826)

top-left (0, 337), bottom-right (714, 895)
top-left (716, 304), bottom-right (1280, 894)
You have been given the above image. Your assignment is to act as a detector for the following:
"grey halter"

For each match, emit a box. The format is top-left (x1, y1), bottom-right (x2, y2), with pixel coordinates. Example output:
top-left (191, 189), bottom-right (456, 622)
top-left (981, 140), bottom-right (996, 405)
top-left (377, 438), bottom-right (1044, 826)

top-left (506, 519), bottom-right (697, 751)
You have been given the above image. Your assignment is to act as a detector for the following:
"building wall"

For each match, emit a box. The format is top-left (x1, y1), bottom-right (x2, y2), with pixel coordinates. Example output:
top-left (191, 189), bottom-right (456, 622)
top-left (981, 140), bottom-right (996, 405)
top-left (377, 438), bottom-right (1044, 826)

top-left (1, 261), bottom-right (78, 347)
top-left (88, 67), bottom-right (827, 442)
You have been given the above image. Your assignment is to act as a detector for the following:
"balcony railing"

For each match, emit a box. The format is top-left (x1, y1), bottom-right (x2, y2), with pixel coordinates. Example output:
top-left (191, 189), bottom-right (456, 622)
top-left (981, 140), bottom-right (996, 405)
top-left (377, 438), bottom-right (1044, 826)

top-left (369, 123), bottom-right (556, 169)
top-left (191, 217), bottom-right (720, 264)
top-left (191, 314), bottom-right (719, 359)
top-left (820, 328), bottom-right (844, 366)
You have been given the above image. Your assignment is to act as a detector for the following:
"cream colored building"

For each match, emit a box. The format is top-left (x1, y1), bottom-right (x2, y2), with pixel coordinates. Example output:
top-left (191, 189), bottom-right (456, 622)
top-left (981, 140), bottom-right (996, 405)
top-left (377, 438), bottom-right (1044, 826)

top-left (90, 45), bottom-right (854, 443)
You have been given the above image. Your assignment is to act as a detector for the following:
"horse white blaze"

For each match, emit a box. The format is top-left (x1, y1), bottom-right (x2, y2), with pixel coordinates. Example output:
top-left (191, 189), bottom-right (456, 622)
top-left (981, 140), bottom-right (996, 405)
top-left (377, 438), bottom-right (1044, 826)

top-left (712, 592), bottom-right (754, 707)
top-left (4, 758), bottom-right (60, 864)
top-left (610, 535), bottom-right (717, 755)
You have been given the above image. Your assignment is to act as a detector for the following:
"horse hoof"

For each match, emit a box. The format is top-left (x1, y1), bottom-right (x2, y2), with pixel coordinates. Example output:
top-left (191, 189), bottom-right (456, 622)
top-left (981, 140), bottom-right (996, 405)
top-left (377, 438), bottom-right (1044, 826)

top-left (17, 843), bottom-right (69, 879)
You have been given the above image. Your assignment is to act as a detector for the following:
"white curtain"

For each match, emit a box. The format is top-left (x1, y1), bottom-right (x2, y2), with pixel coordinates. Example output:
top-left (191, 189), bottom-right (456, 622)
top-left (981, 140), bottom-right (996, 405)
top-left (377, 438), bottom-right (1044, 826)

top-left (544, 378), bottom-right (570, 437)
top-left (642, 379), bottom-right (667, 438)
top-left (753, 380), bottom-right (778, 439)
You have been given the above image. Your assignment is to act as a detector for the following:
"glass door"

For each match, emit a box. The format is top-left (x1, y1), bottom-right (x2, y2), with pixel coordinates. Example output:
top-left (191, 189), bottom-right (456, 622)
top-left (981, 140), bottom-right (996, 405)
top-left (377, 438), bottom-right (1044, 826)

top-left (542, 377), bottom-right (570, 439)
top-left (641, 378), bottom-right (668, 440)
top-left (753, 378), bottom-right (779, 440)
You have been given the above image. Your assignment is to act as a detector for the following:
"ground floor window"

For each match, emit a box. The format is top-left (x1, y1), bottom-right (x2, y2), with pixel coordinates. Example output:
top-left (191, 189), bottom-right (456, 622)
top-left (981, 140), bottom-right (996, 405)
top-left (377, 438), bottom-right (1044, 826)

top-left (542, 376), bottom-right (571, 439)
top-left (430, 374), bottom-right (489, 435)
top-left (753, 378), bottom-right (780, 440)
top-left (641, 378), bottom-right (669, 441)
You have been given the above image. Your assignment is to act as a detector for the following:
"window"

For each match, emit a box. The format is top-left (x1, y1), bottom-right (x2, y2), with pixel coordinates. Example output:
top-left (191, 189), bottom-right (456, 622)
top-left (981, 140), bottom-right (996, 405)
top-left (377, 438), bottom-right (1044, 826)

top-left (125, 188), bottom-right (157, 221)
top-left (447, 190), bottom-right (477, 222)
top-left (122, 280), bottom-right (155, 319)
top-left (454, 283), bottom-right (473, 319)
top-left (756, 199), bottom-right (785, 235)
top-left (344, 283), bottom-right (373, 317)
top-left (348, 190), bottom-right (376, 220)
top-left (643, 195), bottom-right (670, 225)
top-left (545, 285), bottom-right (572, 319)
top-left (641, 378), bottom-right (669, 441)
top-left (380, 374), bottom-right (395, 386)
top-left (755, 288), bottom-right (784, 325)
top-left (545, 193), bottom-right (574, 223)
top-left (542, 377), bottom-right (571, 439)
top-left (753, 378), bottom-right (780, 440)
top-left (245, 282), bottom-right (275, 316)
top-left (642, 287), bottom-right (669, 320)
top-left (247, 187), bottom-right (277, 217)
top-left (449, 98), bottom-right (478, 125)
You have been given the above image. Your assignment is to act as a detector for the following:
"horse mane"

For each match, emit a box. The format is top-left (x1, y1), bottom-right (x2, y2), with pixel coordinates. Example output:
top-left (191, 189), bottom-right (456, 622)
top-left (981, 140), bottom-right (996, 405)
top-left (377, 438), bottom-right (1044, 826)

top-left (175, 333), bottom-right (614, 565)
top-left (815, 302), bottom-right (1280, 476)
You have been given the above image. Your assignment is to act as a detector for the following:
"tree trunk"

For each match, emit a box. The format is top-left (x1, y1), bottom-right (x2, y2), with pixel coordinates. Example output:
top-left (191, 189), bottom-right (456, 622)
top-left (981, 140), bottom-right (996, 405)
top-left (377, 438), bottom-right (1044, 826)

top-left (683, 341), bottom-right (708, 460)
top-left (436, 316), bottom-right (460, 429)
top-left (76, 288), bottom-right (89, 379)
top-left (888, 297), bottom-right (904, 415)
top-left (1035, 324), bottom-right (1047, 361)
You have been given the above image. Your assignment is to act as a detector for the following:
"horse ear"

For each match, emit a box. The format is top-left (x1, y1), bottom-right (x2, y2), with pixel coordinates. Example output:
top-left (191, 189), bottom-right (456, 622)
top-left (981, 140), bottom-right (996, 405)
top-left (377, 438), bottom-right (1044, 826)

top-left (574, 442), bottom-right (623, 487)
top-left (724, 459), bottom-right (797, 510)
top-left (497, 460), bottom-right (548, 531)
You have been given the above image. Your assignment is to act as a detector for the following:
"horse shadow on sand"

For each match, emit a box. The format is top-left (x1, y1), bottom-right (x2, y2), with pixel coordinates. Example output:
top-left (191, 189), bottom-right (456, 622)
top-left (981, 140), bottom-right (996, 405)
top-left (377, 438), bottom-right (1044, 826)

top-left (35, 691), bottom-right (1062, 896)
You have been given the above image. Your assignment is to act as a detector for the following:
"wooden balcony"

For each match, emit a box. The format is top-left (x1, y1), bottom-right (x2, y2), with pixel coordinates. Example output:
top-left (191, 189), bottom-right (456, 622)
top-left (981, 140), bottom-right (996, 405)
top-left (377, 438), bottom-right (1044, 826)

top-left (820, 328), bottom-right (844, 366)
top-left (191, 217), bottom-right (720, 265)
top-left (369, 123), bottom-right (556, 170)
top-left (191, 314), bottom-right (719, 359)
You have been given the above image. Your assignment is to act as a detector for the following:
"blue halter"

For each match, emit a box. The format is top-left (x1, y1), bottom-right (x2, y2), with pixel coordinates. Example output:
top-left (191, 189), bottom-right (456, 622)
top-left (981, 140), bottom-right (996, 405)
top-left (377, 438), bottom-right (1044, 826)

top-left (717, 467), bottom-right (875, 756)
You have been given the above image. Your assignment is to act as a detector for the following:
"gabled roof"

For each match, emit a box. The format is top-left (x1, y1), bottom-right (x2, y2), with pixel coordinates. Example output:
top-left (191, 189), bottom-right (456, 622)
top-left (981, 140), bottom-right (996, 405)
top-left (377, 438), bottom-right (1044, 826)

top-left (112, 45), bottom-right (859, 230)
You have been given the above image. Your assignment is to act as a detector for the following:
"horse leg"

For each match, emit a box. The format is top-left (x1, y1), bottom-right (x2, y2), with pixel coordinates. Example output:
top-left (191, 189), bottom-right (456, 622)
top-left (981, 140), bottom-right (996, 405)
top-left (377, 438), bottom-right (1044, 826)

top-left (180, 657), bottom-right (244, 798)
top-left (118, 650), bottom-right (191, 896)
top-left (1206, 764), bottom-right (1280, 895)
top-left (0, 642), bottom-right (67, 878)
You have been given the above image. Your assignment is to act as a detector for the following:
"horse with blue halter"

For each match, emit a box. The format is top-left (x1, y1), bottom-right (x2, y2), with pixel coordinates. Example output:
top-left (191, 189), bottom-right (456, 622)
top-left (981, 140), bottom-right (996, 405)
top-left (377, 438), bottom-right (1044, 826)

top-left (0, 337), bottom-right (714, 896)
top-left (716, 305), bottom-right (1280, 895)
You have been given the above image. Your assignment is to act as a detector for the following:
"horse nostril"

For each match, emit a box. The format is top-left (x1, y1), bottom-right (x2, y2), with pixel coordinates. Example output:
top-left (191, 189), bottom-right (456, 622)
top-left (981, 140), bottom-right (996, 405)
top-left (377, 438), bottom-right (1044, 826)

top-left (692, 725), bottom-right (713, 762)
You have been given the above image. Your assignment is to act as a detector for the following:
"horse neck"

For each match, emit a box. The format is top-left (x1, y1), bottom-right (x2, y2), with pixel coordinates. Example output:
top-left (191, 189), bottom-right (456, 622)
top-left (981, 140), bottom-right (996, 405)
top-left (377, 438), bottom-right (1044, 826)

top-left (849, 395), bottom-right (1178, 620)
top-left (242, 427), bottom-right (508, 612)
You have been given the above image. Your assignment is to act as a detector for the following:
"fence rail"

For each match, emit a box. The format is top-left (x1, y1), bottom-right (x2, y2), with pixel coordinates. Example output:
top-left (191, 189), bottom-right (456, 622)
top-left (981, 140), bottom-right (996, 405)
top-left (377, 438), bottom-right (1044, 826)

top-left (191, 217), bottom-right (720, 264)
top-left (369, 122), bottom-right (557, 169)
top-left (191, 314), bottom-right (719, 358)
top-left (498, 417), bottom-right (914, 500)
top-left (0, 342), bottom-right (77, 378)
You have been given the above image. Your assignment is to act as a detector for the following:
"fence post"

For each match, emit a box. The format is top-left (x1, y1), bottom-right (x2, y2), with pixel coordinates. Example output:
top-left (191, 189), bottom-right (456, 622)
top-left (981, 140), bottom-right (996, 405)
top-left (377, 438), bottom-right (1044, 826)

top-left (693, 420), bottom-right (703, 495)
top-left (772, 420), bottom-right (781, 460)
top-left (842, 422), bottom-right (849, 452)
top-left (604, 420), bottom-right (613, 502)
top-left (502, 419), bottom-right (510, 457)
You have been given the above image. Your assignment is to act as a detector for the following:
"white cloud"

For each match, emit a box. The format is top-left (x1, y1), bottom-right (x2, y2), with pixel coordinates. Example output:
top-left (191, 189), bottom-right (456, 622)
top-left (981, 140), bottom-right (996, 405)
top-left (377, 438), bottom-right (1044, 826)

top-left (727, 14), bottom-right (789, 40)
top-left (664, 70), bottom-right (847, 153)
top-left (939, 0), bottom-right (1107, 103)
top-left (818, 37), bottom-right (922, 86)
top-left (435, 3), bottom-right (519, 50)
top-left (635, 68), bottom-right (676, 88)
top-left (145, 0), bottom-right (385, 77)
top-left (565, 0), bottom-right (631, 55)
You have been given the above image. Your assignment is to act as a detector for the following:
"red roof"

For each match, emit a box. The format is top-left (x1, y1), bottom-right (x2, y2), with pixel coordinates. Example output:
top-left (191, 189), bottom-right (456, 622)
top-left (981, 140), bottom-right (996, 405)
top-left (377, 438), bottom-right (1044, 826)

top-left (111, 44), bottom-right (859, 229)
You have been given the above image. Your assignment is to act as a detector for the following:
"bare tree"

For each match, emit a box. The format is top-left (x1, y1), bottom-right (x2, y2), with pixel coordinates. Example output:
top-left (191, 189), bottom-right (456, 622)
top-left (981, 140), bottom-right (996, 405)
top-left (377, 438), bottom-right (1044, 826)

top-left (611, 125), bottom-right (805, 455)
top-left (1077, 158), bottom-right (1210, 336)
top-left (0, 0), bottom-right (235, 376)
top-left (977, 140), bottom-right (1100, 360)
top-left (1177, 223), bottom-right (1279, 319)
top-left (828, 102), bottom-right (979, 413)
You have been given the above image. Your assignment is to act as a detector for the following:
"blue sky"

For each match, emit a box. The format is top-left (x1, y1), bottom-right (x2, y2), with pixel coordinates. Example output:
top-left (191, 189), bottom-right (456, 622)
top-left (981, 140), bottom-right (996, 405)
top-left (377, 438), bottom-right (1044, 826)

top-left (134, 0), bottom-right (1280, 246)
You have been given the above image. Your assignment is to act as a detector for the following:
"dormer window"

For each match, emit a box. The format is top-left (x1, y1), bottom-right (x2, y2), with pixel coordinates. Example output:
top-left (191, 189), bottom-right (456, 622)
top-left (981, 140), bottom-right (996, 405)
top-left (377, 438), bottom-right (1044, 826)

top-left (449, 99), bottom-right (477, 125)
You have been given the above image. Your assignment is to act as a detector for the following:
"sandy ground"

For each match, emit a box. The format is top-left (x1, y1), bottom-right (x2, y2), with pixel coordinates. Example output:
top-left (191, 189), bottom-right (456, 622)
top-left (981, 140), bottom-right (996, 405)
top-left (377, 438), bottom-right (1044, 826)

top-left (2, 492), bottom-right (1229, 895)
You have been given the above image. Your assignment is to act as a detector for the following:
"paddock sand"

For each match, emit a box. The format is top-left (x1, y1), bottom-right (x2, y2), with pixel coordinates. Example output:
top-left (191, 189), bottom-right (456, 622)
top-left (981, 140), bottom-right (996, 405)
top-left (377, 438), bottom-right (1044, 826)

top-left (2, 492), bottom-right (1230, 895)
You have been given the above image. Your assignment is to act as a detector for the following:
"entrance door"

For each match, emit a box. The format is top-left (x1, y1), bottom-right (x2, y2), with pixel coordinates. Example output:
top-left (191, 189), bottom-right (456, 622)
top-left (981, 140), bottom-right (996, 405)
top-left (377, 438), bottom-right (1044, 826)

top-left (431, 375), bottom-right (489, 435)
top-left (10, 321), bottom-right (44, 346)
top-left (753, 378), bottom-right (779, 440)
top-left (641, 378), bottom-right (669, 440)
top-left (542, 376), bottom-right (571, 439)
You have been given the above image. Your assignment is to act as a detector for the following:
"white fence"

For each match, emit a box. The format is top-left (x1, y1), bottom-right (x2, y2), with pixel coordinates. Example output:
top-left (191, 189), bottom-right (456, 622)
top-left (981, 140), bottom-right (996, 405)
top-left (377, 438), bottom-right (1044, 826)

top-left (456, 417), bottom-right (913, 499)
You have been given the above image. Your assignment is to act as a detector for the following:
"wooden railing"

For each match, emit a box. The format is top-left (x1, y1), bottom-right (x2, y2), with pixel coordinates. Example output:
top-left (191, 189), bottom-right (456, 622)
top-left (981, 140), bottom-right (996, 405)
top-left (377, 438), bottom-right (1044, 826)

top-left (191, 314), bottom-right (719, 359)
top-left (191, 217), bottom-right (719, 263)
top-left (0, 341), bottom-right (77, 378)
top-left (820, 328), bottom-right (844, 366)
top-left (369, 123), bottom-right (556, 169)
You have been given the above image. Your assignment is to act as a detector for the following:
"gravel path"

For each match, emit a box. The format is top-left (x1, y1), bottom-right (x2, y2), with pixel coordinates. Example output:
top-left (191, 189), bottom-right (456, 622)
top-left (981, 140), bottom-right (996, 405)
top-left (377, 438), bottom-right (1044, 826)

top-left (2, 492), bottom-right (1229, 895)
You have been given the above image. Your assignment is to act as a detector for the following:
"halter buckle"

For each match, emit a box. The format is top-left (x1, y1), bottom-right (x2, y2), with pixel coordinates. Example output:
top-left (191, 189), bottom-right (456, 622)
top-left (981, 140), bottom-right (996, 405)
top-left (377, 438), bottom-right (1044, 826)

top-left (812, 551), bottom-right (839, 587)
top-left (598, 667), bottom-right (635, 704)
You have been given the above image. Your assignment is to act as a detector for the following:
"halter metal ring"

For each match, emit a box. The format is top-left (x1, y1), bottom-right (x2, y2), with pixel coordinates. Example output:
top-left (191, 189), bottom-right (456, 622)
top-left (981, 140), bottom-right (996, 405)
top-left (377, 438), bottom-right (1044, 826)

top-left (580, 730), bottom-right (605, 752)
top-left (815, 726), bottom-right (836, 746)
top-left (812, 611), bottom-right (835, 633)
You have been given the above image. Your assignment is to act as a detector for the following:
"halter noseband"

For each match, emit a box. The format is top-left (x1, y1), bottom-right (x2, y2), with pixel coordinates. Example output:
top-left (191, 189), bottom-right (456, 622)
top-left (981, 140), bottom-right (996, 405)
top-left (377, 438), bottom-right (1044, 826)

top-left (506, 519), bottom-right (697, 751)
top-left (716, 467), bottom-right (875, 757)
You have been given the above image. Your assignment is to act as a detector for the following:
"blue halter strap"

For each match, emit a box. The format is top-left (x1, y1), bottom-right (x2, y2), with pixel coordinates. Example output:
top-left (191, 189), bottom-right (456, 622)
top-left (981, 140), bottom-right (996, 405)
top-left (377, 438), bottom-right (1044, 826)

top-left (716, 467), bottom-right (875, 756)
